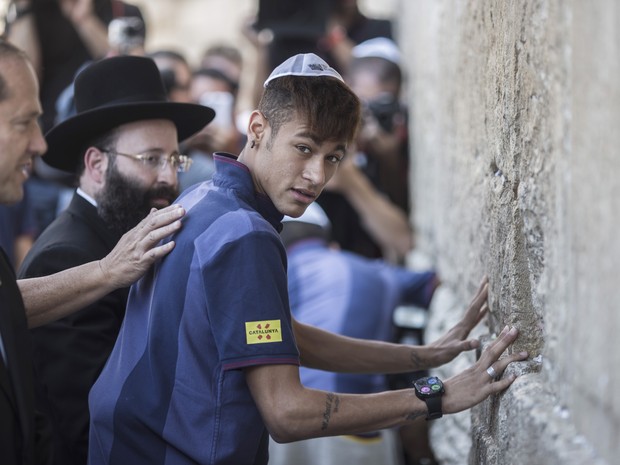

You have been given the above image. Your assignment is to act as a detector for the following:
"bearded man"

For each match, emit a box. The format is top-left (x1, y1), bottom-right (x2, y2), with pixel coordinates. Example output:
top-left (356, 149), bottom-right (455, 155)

top-left (17, 55), bottom-right (214, 465)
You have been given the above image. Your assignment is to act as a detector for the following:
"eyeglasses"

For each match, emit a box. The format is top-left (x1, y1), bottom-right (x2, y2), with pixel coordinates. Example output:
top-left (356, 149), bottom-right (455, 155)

top-left (103, 150), bottom-right (193, 173)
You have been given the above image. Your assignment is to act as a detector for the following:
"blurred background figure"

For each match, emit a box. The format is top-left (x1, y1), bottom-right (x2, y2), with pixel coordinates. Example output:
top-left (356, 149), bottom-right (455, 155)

top-left (325, 0), bottom-right (393, 71)
top-left (200, 42), bottom-right (251, 139)
top-left (149, 44), bottom-right (246, 191)
top-left (347, 37), bottom-right (410, 220)
top-left (3, 0), bottom-right (146, 237)
top-left (4, 0), bottom-right (144, 132)
top-left (55, 11), bottom-right (147, 124)
top-left (253, 0), bottom-right (331, 72)
top-left (148, 49), bottom-right (193, 103)
top-left (200, 43), bottom-right (244, 88)
top-left (178, 65), bottom-right (245, 191)
top-left (320, 155), bottom-right (413, 263)
top-left (318, 37), bottom-right (412, 263)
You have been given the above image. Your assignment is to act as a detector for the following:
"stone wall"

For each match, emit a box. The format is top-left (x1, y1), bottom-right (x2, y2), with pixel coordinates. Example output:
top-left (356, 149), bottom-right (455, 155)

top-left (400, 1), bottom-right (619, 464)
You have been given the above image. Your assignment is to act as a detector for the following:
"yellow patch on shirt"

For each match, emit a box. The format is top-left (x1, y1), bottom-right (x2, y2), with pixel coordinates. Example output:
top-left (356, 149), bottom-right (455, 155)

top-left (245, 320), bottom-right (283, 344)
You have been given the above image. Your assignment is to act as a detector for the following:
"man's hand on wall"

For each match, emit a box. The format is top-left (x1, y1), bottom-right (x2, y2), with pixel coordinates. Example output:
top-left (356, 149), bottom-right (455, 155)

top-left (420, 276), bottom-right (489, 368)
top-left (442, 325), bottom-right (528, 414)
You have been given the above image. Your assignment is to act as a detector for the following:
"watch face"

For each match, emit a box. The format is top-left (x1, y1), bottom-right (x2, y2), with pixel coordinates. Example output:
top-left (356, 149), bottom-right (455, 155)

top-left (414, 376), bottom-right (444, 398)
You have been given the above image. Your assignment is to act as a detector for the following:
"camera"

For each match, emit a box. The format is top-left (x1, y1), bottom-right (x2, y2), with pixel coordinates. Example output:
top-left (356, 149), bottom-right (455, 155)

top-left (367, 93), bottom-right (402, 133)
top-left (108, 17), bottom-right (145, 54)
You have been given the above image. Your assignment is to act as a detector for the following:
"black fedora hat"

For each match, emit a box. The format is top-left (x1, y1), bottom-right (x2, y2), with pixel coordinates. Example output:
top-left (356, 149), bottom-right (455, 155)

top-left (43, 56), bottom-right (215, 172)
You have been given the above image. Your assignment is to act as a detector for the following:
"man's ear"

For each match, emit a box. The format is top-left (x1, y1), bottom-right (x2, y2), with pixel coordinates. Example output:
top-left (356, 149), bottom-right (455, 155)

top-left (247, 110), bottom-right (268, 145)
top-left (83, 147), bottom-right (108, 185)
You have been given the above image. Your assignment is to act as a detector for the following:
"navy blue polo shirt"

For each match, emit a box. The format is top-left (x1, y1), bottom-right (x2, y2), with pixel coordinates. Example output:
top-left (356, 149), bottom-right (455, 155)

top-left (89, 154), bottom-right (300, 465)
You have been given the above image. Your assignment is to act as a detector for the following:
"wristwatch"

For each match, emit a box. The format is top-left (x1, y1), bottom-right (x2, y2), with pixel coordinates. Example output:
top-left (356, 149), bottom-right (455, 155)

top-left (413, 376), bottom-right (445, 420)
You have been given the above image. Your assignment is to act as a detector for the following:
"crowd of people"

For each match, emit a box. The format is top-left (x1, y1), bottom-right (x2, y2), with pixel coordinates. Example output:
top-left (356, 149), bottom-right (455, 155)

top-left (1, 1), bottom-right (529, 465)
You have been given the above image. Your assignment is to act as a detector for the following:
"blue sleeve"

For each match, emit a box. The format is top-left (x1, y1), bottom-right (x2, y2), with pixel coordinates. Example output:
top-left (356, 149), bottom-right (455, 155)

top-left (204, 230), bottom-right (300, 370)
top-left (392, 269), bottom-right (438, 309)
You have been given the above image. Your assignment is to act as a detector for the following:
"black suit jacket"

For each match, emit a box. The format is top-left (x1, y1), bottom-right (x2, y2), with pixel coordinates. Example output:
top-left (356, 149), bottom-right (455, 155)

top-left (0, 248), bottom-right (52, 465)
top-left (18, 193), bottom-right (127, 465)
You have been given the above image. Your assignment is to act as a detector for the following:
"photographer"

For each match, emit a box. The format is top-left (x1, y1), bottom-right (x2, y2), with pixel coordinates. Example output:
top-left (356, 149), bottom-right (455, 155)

top-left (317, 37), bottom-right (412, 262)
top-left (348, 37), bottom-right (410, 215)
top-left (176, 66), bottom-right (246, 191)
top-left (4, 0), bottom-right (145, 132)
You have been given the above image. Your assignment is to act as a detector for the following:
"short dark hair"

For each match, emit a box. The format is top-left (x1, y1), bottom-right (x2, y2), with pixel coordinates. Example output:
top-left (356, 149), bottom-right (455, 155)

top-left (202, 44), bottom-right (242, 68)
top-left (348, 56), bottom-right (402, 91)
top-left (258, 75), bottom-right (361, 145)
top-left (147, 49), bottom-right (188, 66)
top-left (193, 67), bottom-right (239, 96)
top-left (0, 40), bottom-right (29, 103)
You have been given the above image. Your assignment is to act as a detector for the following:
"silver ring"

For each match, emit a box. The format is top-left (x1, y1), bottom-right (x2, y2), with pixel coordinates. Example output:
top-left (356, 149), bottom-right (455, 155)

top-left (486, 366), bottom-right (497, 378)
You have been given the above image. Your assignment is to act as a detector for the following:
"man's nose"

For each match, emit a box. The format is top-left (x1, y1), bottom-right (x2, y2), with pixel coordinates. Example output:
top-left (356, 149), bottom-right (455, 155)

top-left (31, 123), bottom-right (48, 156)
top-left (157, 160), bottom-right (178, 186)
top-left (303, 158), bottom-right (326, 186)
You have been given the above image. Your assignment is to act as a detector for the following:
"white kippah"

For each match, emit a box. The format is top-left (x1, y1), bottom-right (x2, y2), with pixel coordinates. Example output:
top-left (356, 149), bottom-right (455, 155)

top-left (264, 53), bottom-right (344, 87)
top-left (352, 37), bottom-right (402, 66)
top-left (282, 202), bottom-right (332, 229)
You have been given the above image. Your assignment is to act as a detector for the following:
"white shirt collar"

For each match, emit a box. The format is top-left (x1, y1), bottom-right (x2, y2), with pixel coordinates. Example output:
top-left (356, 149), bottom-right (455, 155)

top-left (76, 187), bottom-right (97, 207)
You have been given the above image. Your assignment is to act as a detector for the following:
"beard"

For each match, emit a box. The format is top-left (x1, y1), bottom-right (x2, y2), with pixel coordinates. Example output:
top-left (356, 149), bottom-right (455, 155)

top-left (96, 163), bottom-right (179, 238)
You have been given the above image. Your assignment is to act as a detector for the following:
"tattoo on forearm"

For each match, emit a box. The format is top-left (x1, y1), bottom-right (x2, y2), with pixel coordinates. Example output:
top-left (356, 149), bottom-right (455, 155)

top-left (321, 392), bottom-right (340, 431)
top-left (405, 410), bottom-right (426, 422)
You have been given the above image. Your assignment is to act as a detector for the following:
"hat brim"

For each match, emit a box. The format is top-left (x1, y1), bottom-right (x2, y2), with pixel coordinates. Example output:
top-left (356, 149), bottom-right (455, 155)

top-left (43, 102), bottom-right (215, 172)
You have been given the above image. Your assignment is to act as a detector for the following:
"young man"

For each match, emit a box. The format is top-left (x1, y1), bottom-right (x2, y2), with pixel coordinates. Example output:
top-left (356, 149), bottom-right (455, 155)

top-left (0, 40), bottom-right (186, 465)
top-left (89, 54), bottom-right (528, 465)
top-left (17, 55), bottom-right (214, 465)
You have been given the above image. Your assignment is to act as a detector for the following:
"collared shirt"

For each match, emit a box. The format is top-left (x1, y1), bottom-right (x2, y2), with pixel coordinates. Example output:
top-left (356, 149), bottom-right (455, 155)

top-left (89, 153), bottom-right (300, 465)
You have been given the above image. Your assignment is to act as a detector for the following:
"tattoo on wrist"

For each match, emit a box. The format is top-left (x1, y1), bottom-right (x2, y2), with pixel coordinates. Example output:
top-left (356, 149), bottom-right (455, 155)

top-left (321, 392), bottom-right (340, 431)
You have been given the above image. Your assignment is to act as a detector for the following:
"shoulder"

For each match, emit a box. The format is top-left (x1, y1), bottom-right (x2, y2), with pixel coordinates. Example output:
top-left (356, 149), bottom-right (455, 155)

top-left (187, 194), bottom-right (280, 248)
top-left (200, 223), bottom-right (284, 266)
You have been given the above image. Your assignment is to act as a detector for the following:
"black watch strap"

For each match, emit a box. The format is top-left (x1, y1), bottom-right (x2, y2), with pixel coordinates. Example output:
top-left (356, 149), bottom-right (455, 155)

top-left (424, 395), bottom-right (443, 420)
